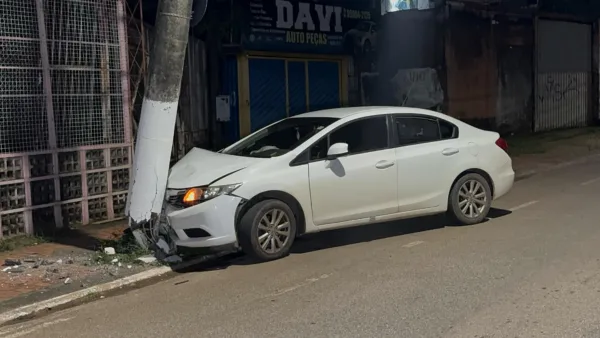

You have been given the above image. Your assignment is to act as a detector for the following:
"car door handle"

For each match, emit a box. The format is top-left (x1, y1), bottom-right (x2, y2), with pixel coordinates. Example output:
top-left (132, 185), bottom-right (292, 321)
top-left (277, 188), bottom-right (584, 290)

top-left (442, 148), bottom-right (459, 156)
top-left (375, 160), bottom-right (395, 169)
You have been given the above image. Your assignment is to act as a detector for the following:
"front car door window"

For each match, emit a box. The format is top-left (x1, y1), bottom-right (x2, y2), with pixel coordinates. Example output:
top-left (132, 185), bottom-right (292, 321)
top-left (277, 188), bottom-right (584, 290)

top-left (308, 116), bottom-right (399, 225)
top-left (310, 116), bottom-right (389, 161)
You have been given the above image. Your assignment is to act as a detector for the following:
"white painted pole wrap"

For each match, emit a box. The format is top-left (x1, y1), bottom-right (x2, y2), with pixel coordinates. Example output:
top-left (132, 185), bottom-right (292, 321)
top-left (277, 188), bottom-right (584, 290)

top-left (127, 99), bottom-right (178, 223)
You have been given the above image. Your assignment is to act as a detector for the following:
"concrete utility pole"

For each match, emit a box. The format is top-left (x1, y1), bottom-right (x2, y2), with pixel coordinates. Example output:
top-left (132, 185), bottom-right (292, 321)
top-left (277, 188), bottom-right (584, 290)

top-left (126, 0), bottom-right (194, 247)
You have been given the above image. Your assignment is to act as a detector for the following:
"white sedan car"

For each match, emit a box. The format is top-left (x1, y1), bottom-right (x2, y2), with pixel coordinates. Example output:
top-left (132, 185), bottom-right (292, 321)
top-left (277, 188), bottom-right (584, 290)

top-left (164, 107), bottom-right (514, 261)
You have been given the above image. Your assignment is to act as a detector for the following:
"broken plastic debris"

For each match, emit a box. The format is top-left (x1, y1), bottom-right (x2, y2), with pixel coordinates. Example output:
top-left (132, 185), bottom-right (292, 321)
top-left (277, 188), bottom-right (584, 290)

top-left (56, 259), bottom-right (63, 264)
top-left (136, 255), bottom-right (157, 264)
top-left (104, 247), bottom-right (116, 255)
top-left (2, 267), bottom-right (12, 272)
top-left (163, 255), bottom-right (182, 264)
top-left (111, 258), bottom-right (119, 264)
top-left (64, 278), bottom-right (72, 284)
top-left (156, 238), bottom-right (171, 254)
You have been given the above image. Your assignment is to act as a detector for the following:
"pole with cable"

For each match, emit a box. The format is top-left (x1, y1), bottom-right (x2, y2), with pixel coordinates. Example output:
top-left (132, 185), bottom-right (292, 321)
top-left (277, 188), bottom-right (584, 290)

top-left (126, 0), bottom-right (195, 249)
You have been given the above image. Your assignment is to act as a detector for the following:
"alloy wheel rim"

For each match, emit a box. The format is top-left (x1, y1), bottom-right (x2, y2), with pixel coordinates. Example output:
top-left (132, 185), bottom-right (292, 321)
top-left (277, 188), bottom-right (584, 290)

top-left (257, 208), bottom-right (291, 254)
top-left (458, 180), bottom-right (487, 218)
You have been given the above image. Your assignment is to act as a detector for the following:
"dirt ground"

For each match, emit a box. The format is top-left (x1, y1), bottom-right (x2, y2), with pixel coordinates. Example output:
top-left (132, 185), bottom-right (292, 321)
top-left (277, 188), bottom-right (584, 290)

top-left (0, 222), bottom-right (155, 305)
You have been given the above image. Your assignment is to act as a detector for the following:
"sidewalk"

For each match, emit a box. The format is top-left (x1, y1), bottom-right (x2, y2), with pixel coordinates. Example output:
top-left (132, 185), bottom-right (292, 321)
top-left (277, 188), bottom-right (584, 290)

top-left (508, 127), bottom-right (600, 177)
top-left (0, 126), bottom-right (599, 323)
top-left (0, 222), bottom-right (159, 312)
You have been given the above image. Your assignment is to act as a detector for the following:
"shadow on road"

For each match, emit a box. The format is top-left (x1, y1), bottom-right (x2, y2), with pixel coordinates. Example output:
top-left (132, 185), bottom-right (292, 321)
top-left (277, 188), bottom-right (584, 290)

top-left (175, 208), bottom-right (512, 272)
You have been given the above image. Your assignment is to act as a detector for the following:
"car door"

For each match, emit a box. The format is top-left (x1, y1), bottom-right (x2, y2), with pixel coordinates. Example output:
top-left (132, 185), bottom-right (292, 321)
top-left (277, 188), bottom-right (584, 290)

top-left (308, 116), bottom-right (398, 226)
top-left (392, 115), bottom-right (472, 212)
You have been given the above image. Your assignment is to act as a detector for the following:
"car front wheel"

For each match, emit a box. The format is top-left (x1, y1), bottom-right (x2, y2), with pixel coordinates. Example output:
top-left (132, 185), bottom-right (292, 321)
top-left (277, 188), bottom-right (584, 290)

top-left (238, 199), bottom-right (297, 261)
top-left (448, 173), bottom-right (492, 225)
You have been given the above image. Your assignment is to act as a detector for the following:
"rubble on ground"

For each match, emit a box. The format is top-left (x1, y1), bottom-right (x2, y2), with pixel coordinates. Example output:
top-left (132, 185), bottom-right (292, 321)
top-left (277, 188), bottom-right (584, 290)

top-left (0, 247), bottom-right (163, 302)
top-left (104, 247), bottom-right (116, 255)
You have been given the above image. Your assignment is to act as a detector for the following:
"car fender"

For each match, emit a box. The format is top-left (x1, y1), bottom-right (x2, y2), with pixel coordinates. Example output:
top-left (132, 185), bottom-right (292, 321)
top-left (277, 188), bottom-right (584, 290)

top-left (214, 160), bottom-right (315, 233)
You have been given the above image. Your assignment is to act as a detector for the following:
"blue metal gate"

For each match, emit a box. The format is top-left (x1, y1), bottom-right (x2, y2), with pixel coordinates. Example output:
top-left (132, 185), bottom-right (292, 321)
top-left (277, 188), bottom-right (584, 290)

top-left (248, 57), bottom-right (341, 131)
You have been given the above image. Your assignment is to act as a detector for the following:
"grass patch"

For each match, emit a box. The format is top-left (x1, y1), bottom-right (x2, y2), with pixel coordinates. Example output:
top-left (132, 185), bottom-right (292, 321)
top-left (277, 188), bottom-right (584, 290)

top-left (94, 230), bottom-right (152, 265)
top-left (507, 127), bottom-right (600, 157)
top-left (0, 235), bottom-right (48, 253)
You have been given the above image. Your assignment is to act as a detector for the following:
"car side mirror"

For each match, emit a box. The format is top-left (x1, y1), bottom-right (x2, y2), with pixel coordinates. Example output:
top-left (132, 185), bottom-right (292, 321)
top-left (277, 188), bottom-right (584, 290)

top-left (326, 143), bottom-right (349, 160)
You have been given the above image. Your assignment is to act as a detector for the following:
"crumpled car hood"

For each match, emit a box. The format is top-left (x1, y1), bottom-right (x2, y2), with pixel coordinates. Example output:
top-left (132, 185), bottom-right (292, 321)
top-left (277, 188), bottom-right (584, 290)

top-left (167, 148), bottom-right (264, 189)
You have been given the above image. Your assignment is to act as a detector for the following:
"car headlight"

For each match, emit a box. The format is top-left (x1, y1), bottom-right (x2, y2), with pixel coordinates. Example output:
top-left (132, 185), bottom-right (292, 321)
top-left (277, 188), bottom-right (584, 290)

top-left (180, 183), bottom-right (242, 206)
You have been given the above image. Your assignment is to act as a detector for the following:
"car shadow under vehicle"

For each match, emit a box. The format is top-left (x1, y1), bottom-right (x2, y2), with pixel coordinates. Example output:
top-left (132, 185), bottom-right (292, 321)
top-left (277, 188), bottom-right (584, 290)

top-left (290, 208), bottom-right (511, 255)
top-left (175, 208), bottom-right (512, 270)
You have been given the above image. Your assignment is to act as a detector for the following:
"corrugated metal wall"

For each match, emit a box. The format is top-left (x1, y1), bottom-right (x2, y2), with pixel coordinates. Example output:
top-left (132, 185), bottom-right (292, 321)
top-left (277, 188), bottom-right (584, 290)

top-left (535, 19), bottom-right (592, 132)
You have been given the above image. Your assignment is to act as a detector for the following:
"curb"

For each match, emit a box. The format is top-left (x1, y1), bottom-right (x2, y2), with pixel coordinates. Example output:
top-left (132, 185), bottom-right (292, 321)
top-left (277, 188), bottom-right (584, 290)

top-left (1, 153), bottom-right (599, 326)
top-left (0, 253), bottom-right (228, 326)
top-left (514, 153), bottom-right (600, 181)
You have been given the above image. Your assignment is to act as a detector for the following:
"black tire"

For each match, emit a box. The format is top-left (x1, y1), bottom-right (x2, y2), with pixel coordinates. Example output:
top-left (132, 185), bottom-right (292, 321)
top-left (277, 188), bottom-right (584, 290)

top-left (238, 199), bottom-right (297, 262)
top-left (448, 173), bottom-right (492, 225)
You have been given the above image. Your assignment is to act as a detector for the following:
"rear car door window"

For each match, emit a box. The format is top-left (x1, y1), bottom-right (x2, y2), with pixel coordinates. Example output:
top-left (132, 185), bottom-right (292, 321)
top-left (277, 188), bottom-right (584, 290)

top-left (395, 117), bottom-right (440, 146)
top-left (439, 119), bottom-right (458, 139)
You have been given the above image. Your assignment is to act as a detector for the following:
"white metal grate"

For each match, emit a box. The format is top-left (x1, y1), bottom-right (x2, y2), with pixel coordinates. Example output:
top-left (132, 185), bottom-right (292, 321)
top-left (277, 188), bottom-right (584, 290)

top-left (0, 0), bottom-right (132, 238)
top-left (0, 0), bottom-right (49, 153)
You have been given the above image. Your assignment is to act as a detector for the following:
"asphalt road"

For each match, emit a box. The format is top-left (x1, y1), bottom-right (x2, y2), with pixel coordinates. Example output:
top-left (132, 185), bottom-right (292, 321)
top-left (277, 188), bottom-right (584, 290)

top-left (3, 158), bottom-right (600, 338)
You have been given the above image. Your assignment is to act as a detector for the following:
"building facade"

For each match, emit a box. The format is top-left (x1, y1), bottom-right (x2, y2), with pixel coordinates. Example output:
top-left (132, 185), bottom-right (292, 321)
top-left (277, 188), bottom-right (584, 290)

top-left (216, 0), bottom-right (380, 144)
top-left (374, 0), bottom-right (600, 134)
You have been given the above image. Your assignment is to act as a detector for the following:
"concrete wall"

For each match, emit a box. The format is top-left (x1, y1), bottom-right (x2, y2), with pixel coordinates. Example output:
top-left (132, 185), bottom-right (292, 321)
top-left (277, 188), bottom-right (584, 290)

top-left (445, 7), bottom-right (534, 133)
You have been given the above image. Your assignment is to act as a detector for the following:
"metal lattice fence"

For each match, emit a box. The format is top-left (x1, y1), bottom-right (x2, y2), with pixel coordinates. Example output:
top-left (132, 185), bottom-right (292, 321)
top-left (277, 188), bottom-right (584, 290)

top-left (0, 0), bottom-right (131, 238)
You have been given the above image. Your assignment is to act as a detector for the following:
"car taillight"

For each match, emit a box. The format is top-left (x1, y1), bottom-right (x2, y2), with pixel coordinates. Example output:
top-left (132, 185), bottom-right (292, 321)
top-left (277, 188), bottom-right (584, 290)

top-left (495, 137), bottom-right (508, 153)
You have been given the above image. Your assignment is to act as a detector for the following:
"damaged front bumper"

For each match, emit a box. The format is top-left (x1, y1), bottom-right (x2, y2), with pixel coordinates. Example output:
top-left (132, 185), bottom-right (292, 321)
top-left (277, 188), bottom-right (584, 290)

top-left (160, 194), bottom-right (242, 249)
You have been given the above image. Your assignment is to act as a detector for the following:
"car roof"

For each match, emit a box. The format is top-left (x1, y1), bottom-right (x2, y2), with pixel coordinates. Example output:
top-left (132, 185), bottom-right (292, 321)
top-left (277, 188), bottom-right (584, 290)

top-left (291, 106), bottom-right (453, 121)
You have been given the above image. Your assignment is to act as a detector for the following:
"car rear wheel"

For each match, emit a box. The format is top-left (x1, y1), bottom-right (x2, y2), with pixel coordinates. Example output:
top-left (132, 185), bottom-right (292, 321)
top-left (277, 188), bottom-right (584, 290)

top-left (238, 199), bottom-right (297, 262)
top-left (448, 173), bottom-right (492, 225)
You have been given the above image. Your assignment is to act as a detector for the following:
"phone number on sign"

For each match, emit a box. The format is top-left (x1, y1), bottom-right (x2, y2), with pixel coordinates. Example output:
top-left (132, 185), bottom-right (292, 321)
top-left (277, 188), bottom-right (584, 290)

top-left (343, 9), bottom-right (371, 20)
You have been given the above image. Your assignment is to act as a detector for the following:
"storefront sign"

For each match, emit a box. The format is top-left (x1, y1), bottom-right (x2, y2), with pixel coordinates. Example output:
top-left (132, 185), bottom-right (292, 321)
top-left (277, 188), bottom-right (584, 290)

top-left (243, 0), bottom-right (379, 54)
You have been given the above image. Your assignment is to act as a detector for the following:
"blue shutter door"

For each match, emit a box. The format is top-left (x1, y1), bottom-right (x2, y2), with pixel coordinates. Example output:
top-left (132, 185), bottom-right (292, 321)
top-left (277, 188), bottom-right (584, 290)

top-left (287, 61), bottom-right (307, 116)
top-left (248, 58), bottom-right (287, 132)
top-left (307, 61), bottom-right (341, 111)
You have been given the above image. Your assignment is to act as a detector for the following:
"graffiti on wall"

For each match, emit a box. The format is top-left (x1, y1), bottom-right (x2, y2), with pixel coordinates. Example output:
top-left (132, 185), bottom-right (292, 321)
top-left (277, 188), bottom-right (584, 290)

top-left (538, 73), bottom-right (581, 103)
top-left (535, 72), bottom-right (589, 131)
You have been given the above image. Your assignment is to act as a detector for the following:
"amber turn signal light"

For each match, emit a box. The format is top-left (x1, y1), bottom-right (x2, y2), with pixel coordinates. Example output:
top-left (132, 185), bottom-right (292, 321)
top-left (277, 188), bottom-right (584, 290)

top-left (182, 188), bottom-right (203, 204)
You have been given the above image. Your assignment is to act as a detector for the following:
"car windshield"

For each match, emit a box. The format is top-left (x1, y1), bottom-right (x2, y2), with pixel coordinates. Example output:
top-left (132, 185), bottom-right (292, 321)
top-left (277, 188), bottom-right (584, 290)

top-left (223, 117), bottom-right (338, 158)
